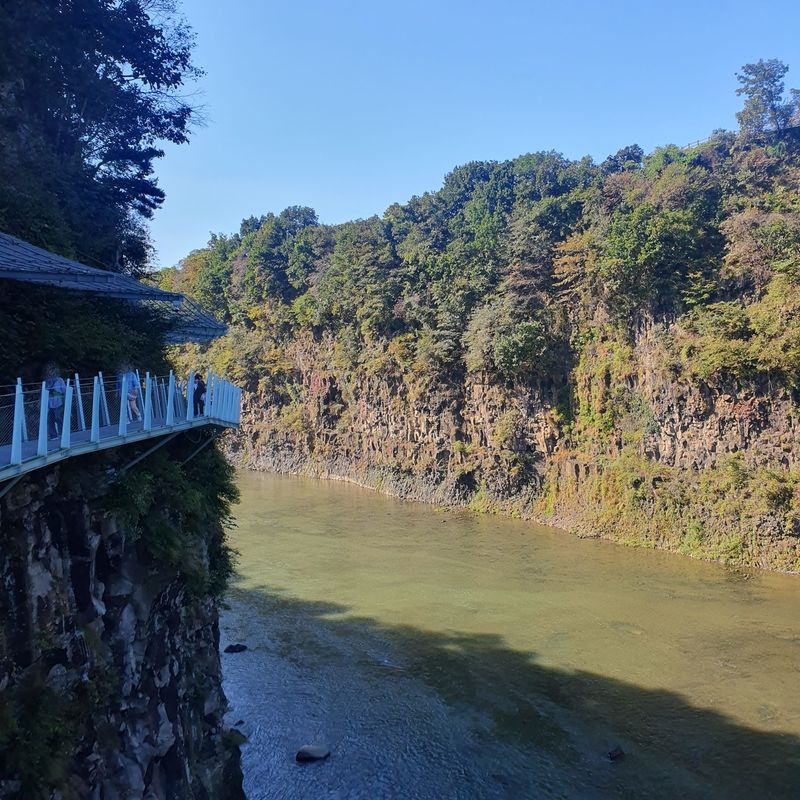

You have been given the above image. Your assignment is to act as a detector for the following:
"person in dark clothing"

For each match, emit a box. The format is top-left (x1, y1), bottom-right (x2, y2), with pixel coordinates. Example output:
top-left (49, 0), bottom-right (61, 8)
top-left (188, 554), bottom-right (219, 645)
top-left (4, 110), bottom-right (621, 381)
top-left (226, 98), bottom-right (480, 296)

top-left (193, 373), bottom-right (206, 416)
top-left (44, 363), bottom-right (66, 438)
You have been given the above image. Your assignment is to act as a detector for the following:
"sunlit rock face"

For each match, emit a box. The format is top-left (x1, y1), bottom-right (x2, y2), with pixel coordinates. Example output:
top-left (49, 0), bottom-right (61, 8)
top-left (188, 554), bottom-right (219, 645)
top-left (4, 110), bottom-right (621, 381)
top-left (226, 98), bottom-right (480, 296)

top-left (0, 460), bottom-right (244, 799)
top-left (231, 322), bottom-right (800, 572)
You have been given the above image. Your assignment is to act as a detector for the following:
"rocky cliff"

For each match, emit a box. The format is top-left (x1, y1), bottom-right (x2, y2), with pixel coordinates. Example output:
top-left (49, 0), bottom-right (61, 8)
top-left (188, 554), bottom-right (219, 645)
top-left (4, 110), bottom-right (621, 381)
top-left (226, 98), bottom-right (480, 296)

top-left (0, 442), bottom-right (244, 799)
top-left (231, 319), bottom-right (800, 572)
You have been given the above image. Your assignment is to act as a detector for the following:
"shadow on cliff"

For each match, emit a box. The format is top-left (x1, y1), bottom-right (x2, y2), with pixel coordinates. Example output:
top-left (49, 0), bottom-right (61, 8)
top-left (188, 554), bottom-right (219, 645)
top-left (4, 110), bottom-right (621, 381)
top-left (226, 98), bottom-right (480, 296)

top-left (221, 585), bottom-right (800, 800)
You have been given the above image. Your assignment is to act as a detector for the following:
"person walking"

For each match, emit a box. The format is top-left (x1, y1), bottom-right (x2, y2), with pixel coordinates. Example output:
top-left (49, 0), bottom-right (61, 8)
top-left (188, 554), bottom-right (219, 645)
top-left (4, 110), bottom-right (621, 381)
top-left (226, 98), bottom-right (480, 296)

top-left (193, 372), bottom-right (206, 417)
top-left (44, 364), bottom-right (66, 439)
top-left (117, 365), bottom-right (142, 422)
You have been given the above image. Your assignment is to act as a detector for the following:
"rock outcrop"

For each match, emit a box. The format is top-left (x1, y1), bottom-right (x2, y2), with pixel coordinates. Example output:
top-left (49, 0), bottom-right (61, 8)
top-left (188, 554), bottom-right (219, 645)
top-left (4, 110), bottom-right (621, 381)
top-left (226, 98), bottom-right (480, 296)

top-left (0, 452), bottom-right (244, 799)
top-left (231, 323), bottom-right (800, 572)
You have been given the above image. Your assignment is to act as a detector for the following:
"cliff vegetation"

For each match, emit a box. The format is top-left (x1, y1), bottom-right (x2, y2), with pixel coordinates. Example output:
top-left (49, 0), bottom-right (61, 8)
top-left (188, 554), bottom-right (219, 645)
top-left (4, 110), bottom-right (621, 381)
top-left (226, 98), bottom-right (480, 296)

top-left (163, 60), bottom-right (800, 571)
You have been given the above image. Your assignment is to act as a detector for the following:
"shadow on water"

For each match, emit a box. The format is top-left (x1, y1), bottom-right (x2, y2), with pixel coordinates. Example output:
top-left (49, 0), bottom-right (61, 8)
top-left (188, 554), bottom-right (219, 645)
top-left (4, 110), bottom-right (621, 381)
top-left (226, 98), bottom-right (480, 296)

top-left (221, 585), bottom-right (800, 800)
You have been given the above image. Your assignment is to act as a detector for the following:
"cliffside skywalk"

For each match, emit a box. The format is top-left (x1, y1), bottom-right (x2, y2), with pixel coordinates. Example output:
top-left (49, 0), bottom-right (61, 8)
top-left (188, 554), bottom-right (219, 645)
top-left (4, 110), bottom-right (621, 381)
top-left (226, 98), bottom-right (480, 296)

top-left (0, 369), bottom-right (241, 488)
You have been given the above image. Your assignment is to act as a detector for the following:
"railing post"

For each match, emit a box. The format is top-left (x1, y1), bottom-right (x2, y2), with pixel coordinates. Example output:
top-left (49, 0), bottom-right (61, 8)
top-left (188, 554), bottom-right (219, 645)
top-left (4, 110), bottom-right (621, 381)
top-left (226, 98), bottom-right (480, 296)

top-left (10, 382), bottom-right (23, 465)
top-left (74, 373), bottom-right (86, 431)
top-left (166, 371), bottom-right (176, 426)
top-left (157, 379), bottom-right (167, 422)
top-left (206, 369), bottom-right (213, 417)
top-left (37, 382), bottom-right (49, 456)
top-left (161, 379), bottom-right (169, 420)
top-left (98, 371), bottom-right (110, 426)
top-left (151, 375), bottom-right (160, 421)
top-left (17, 378), bottom-right (29, 442)
top-left (186, 370), bottom-right (195, 421)
top-left (143, 372), bottom-right (153, 431)
top-left (118, 373), bottom-right (128, 436)
top-left (91, 376), bottom-right (100, 443)
top-left (150, 374), bottom-right (159, 421)
top-left (134, 369), bottom-right (144, 419)
top-left (60, 380), bottom-right (73, 449)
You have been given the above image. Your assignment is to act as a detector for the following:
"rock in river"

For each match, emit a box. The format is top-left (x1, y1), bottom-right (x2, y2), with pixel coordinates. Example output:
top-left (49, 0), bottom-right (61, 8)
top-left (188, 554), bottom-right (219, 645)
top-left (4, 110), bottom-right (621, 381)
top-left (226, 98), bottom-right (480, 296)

top-left (224, 643), bottom-right (248, 653)
top-left (608, 746), bottom-right (625, 762)
top-left (295, 745), bottom-right (331, 763)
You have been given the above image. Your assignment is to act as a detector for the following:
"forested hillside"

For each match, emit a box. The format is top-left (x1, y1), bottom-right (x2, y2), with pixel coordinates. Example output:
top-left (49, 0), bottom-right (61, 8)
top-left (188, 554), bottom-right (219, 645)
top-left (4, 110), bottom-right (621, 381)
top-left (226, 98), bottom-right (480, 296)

top-left (168, 60), bottom-right (800, 570)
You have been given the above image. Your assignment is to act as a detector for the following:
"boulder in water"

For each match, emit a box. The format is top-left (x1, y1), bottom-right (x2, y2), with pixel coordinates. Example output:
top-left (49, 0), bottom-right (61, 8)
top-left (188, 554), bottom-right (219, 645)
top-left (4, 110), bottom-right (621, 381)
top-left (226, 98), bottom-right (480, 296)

top-left (224, 643), bottom-right (248, 653)
top-left (295, 745), bottom-right (330, 763)
top-left (608, 745), bottom-right (625, 761)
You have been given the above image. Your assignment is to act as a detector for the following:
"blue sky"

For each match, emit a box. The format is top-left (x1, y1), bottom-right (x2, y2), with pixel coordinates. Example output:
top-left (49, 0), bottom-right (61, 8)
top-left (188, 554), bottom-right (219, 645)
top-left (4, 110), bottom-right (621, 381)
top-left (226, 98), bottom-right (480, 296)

top-left (149, 0), bottom-right (800, 268)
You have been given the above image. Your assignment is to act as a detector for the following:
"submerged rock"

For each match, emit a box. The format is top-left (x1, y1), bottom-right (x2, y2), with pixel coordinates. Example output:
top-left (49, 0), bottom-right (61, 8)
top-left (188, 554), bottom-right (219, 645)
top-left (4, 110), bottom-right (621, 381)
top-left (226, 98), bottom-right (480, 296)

top-left (224, 643), bottom-right (248, 653)
top-left (295, 745), bottom-right (331, 763)
top-left (608, 746), bottom-right (625, 762)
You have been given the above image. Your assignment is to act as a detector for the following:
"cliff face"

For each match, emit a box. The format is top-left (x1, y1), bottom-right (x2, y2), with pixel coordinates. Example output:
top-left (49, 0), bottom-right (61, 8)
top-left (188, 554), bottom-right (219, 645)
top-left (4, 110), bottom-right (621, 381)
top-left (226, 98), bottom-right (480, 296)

top-left (0, 453), bottom-right (243, 799)
top-left (232, 322), bottom-right (800, 572)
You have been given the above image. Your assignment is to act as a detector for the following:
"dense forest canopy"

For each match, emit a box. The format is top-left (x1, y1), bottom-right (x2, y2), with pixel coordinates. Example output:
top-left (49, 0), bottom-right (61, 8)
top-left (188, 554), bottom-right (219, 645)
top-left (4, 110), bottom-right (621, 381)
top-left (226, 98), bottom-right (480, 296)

top-left (165, 60), bottom-right (800, 395)
top-left (0, 0), bottom-right (200, 273)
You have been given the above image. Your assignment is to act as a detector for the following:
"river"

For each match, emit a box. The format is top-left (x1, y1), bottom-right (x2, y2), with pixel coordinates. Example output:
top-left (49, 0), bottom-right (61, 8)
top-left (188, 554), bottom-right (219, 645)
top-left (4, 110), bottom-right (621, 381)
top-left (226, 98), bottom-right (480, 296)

top-left (220, 471), bottom-right (800, 799)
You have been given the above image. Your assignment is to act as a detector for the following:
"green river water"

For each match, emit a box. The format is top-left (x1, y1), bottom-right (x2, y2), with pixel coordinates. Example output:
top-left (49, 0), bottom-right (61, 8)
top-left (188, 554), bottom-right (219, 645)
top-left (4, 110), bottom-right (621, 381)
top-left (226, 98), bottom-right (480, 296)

top-left (221, 471), bottom-right (800, 799)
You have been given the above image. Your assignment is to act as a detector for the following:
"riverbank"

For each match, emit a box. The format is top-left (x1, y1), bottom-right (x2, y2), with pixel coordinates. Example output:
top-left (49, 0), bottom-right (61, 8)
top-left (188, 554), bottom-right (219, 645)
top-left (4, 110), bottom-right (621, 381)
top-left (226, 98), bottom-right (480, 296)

top-left (236, 445), bottom-right (800, 574)
top-left (217, 312), bottom-right (800, 576)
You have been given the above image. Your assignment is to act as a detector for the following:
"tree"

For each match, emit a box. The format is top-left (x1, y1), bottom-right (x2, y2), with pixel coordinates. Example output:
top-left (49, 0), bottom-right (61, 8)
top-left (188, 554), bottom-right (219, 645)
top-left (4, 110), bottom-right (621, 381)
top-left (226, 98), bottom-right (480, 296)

top-left (735, 59), bottom-right (798, 136)
top-left (0, 0), bottom-right (200, 271)
top-left (601, 145), bottom-right (644, 174)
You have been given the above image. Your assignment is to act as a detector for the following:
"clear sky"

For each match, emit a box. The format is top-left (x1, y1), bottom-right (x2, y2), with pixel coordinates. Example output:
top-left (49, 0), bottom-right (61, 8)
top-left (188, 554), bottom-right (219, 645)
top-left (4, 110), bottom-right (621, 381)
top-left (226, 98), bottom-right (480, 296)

top-left (149, 0), bottom-right (800, 268)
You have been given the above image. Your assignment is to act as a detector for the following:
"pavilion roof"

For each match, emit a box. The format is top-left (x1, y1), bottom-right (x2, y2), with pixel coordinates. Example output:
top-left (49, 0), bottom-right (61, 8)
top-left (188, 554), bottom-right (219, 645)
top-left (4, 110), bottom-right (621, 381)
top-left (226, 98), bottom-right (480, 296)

top-left (0, 232), bottom-right (225, 343)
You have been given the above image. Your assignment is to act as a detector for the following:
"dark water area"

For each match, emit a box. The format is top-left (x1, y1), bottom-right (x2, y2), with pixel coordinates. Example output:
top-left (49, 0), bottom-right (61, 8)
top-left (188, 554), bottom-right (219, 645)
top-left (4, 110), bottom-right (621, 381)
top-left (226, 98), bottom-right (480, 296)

top-left (221, 472), bottom-right (800, 799)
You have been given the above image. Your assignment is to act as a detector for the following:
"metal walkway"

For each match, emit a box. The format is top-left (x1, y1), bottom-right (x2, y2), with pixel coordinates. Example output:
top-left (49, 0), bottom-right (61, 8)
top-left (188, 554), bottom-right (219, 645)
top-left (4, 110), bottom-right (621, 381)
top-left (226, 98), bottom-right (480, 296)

top-left (0, 368), bottom-right (241, 486)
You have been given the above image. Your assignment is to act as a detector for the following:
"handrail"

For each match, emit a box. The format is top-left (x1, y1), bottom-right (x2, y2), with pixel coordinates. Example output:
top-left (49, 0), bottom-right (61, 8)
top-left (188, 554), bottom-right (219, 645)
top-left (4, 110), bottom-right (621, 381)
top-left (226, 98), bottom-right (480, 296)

top-left (0, 368), bottom-right (242, 483)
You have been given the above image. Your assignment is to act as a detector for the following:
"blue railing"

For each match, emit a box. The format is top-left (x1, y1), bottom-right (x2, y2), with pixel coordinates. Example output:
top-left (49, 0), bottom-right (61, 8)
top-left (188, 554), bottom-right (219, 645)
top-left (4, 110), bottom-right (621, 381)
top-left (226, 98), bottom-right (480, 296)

top-left (0, 368), bottom-right (241, 484)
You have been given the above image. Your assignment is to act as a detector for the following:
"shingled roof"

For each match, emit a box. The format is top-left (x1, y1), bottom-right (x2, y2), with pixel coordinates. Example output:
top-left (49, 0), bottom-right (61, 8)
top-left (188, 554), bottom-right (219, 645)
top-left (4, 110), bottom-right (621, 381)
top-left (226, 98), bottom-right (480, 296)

top-left (0, 232), bottom-right (226, 343)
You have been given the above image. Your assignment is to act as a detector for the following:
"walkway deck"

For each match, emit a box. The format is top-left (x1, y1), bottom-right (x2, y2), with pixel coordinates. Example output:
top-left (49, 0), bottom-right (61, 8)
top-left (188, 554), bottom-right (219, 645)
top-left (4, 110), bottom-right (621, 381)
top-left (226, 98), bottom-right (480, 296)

top-left (0, 369), bottom-right (241, 486)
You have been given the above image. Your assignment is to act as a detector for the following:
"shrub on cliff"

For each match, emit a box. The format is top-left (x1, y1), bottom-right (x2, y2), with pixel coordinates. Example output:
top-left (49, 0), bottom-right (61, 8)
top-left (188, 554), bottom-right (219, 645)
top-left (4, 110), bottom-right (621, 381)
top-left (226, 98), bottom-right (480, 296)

top-left (105, 442), bottom-right (239, 596)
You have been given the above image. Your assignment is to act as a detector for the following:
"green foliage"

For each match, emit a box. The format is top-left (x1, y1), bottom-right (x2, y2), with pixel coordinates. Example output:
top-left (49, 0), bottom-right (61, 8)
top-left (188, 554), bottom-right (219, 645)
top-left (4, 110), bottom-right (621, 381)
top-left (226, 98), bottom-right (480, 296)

top-left (492, 409), bottom-right (521, 449)
top-left (105, 441), bottom-right (238, 596)
top-left (539, 449), bottom-right (800, 570)
top-left (170, 58), bottom-right (800, 402)
top-left (493, 320), bottom-right (548, 375)
top-left (0, 284), bottom-right (169, 382)
top-left (0, 0), bottom-right (200, 271)
top-left (0, 664), bottom-right (114, 799)
top-left (463, 298), bottom-right (553, 377)
top-left (598, 204), bottom-right (719, 318)
top-left (677, 279), bottom-right (800, 386)
top-left (735, 59), bottom-right (798, 136)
